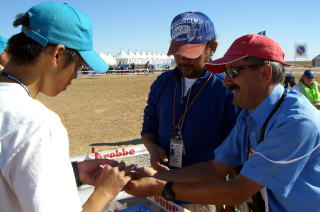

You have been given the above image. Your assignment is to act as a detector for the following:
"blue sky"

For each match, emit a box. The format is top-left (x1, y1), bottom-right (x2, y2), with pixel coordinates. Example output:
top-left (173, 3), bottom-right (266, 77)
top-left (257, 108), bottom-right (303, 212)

top-left (1, 0), bottom-right (319, 61)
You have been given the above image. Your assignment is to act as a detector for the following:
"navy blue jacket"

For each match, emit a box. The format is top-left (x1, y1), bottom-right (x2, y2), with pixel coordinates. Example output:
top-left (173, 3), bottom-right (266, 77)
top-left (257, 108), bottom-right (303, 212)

top-left (141, 68), bottom-right (239, 167)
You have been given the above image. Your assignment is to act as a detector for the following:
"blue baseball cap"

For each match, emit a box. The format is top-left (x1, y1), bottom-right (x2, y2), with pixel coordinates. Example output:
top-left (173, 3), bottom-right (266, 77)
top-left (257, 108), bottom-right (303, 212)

top-left (0, 35), bottom-right (8, 54)
top-left (22, 1), bottom-right (108, 72)
top-left (303, 69), bottom-right (314, 78)
top-left (167, 11), bottom-right (216, 59)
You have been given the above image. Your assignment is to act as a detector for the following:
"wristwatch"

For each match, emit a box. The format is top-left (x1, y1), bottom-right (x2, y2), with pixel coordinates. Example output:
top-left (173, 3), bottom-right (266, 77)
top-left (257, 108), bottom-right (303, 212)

top-left (162, 182), bottom-right (175, 201)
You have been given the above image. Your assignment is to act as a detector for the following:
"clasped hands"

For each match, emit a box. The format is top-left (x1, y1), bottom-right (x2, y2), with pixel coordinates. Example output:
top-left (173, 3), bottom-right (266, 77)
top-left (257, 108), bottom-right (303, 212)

top-left (77, 159), bottom-right (165, 198)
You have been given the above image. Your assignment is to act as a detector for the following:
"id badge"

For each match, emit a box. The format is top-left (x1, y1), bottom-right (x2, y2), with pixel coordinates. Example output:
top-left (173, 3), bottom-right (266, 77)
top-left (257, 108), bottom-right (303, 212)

top-left (169, 138), bottom-right (184, 168)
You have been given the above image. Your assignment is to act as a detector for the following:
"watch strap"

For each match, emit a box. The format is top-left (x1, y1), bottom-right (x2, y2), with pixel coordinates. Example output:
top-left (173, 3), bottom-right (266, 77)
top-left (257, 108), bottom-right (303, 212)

top-left (162, 181), bottom-right (175, 201)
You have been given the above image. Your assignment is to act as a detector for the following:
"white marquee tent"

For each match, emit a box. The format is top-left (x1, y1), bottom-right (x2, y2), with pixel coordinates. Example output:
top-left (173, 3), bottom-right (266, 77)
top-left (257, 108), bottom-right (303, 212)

top-left (114, 49), bottom-right (173, 67)
top-left (312, 55), bottom-right (320, 67)
top-left (99, 52), bottom-right (117, 66)
top-left (115, 50), bottom-right (130, 65)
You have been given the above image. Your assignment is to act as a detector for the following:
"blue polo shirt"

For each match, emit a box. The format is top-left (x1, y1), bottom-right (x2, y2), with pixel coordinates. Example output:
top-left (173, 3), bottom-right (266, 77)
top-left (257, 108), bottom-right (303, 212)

top-left (215, 84), bottom-right (320, 211)
top-left (142, 68), bottom-right (239, 167)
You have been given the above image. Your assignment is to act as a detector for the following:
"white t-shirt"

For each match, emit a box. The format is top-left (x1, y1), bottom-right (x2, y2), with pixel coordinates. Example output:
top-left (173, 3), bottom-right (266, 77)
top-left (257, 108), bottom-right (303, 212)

top-left (0, 83), bottom-right (82, 212)
top-left (183, 77), bottom-right (197, 97)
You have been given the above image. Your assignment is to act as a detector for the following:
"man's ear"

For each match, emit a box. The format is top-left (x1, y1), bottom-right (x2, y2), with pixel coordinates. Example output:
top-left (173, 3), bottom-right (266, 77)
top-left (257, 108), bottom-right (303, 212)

top-left (209, 40), bottom-right (218, 56)
top-left (46, 44), bottom-right (66, 67)
top-left (261, 63), bottom-right (273, 82)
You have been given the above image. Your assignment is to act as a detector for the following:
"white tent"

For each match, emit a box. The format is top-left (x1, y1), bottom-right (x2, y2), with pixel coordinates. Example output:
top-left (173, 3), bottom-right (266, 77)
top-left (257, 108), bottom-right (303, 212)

top-left (134, 50), bottom-right (143, 65)
top-left (127, 50), bottom-right (135, 64)
top-left (114, 50), bottom-right (130, 64)
top-left (312, 55), bottom-right (320, 67)
top-left (113, 50), bottom-right (174, 67)
top-left (99, 52), bottom-right (117, 66)
top-left (140, 51), bottom-right (149, 65)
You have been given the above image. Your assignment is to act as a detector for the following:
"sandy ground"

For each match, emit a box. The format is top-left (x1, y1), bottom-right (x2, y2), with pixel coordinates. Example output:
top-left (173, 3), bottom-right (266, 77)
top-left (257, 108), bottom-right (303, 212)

top-left (36, 68), bottom-right (320, 157)
top-left (37, 74), bottom-right (158, 156)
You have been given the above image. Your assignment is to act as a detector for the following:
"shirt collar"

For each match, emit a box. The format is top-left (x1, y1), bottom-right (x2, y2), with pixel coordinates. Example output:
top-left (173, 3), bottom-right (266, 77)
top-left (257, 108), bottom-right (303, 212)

top-left (249, 84), bottom-right (285, 129)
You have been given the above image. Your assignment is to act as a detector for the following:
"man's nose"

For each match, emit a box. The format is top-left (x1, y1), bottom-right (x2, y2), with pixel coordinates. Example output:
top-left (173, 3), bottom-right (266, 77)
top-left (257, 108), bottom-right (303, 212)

top-left (223, 75), bottom-right (233, 87)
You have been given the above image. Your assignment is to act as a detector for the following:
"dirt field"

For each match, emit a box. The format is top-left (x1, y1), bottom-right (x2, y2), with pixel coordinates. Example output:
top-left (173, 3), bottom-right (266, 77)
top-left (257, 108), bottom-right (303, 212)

top-left (37, 74), bottom-right (158, 156)
top-left (36, 68), bottom-right (320, 157)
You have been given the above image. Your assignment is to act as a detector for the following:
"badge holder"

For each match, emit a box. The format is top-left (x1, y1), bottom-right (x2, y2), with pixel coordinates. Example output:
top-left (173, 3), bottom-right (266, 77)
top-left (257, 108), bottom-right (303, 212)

top-left (169, 130), bottom-right (184, 168)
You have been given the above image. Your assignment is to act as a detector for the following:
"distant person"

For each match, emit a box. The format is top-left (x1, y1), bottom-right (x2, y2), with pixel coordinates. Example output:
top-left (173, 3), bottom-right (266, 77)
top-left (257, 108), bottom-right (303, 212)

top-left (292, 69), bottom-right (320, 108)
top-left (144, 60), bottom-right (150, 69)
top-left (144, 61), bottom-right (150, 75)
top-left (141, 11), bottom-right (238, 211)
top-left (131, 62), bottom-right (135, 70)
top-left (283, 72), bottom-right (296, 88)
top-left (0, 35), bottom-right (9, 71)
top-left (0, 2), bottom-right (131, 212)
top-left (126, 34), bottom-right (320, 212)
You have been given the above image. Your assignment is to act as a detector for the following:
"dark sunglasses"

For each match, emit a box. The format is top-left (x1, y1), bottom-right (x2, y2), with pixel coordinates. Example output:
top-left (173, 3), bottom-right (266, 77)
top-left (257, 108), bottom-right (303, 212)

top-left (225, 64), bottom-right (261, 78)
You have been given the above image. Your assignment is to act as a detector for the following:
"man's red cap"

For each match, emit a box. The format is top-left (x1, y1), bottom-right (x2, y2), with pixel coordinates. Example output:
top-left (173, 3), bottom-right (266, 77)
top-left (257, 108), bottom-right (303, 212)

top-left (205, 34), bottom-right (291, 73)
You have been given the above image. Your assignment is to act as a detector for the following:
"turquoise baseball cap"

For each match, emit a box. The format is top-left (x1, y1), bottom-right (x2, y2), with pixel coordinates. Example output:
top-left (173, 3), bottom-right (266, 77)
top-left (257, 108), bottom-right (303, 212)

top-left (22, 1), bottom-right (108, 72)
top-left (0, 35), bottom-right (8, 54)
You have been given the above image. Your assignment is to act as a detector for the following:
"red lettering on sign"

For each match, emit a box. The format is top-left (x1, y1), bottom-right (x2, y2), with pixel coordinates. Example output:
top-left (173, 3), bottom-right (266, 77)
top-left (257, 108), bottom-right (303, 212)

top-left (94, 148), bottom-right (137, 159)
top-left (151, 196), bottom-right (179, 212)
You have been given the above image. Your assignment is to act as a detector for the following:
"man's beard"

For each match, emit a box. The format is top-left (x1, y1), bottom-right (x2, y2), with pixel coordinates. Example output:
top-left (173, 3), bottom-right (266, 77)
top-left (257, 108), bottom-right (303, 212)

top-left (177, 64), bottom-right (204, 78)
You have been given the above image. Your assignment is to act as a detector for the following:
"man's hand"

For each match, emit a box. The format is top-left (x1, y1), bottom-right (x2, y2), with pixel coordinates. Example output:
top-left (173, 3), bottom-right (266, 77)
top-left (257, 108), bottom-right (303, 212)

top-left (94, 162), bottom-right (132, 199)
top-left (125, 177), bottom-right (165, 197)
top-left (83, 162), bottom-right (133, 211)
top-left (130, 166), bottom-right (157, 179)
top-left (149, 145), bottom-right (170, 171)
top-left (143, 133), bottom-right (170, 171)
top-left (77, 159), bottom-right (119, 186)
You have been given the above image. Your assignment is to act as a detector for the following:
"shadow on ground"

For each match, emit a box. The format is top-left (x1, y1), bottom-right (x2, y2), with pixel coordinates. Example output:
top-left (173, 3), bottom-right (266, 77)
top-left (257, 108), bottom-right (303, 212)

top-left (89, 138), bottom-right (142, 147)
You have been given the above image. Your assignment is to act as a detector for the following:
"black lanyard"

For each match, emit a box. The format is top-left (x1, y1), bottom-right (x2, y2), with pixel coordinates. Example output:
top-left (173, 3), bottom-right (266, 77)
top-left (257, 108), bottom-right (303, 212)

top-left (247, 90), bottom-right (286, 158)
top-left (0, 72), bottom-right (31, 97)
top-left (245, 90), bottom-right (286, 212)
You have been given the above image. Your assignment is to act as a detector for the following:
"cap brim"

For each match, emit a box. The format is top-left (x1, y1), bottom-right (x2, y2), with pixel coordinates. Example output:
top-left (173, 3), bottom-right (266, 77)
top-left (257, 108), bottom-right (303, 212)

top-left (205, 54), bottom-right (293, 73)
top-left (304, 74), bottom-right (314, 78)
top-left (205, 55), bottom-right (248, 73)
top-left (0, 39), bottom-right (8, 54)
top-left (0, 47), bottom-right (5, 54)
top-left (79, 50), bottom-right (109, 73)
top-left (167, 41), bottom-right (207, 59)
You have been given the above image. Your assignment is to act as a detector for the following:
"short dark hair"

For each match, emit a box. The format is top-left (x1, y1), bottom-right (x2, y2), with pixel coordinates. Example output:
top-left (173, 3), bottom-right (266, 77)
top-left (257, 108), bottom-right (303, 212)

top-left (244, 56), bottom-right (285, 83)
top-left (206, 37), bottom-right (217, 48)
top-left (8, 13), bottom-right (80, 67)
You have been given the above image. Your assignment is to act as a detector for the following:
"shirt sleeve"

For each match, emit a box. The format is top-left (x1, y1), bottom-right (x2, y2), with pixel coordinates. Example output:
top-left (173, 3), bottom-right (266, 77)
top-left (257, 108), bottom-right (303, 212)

top-left (241, 115), bottom-right (319, 197)
top-left (291, 85), bottom-right (300, 92)
top-left (3, 114), bottom-right (82, 212)
top-left (215, 116), bottom-right (245, 167)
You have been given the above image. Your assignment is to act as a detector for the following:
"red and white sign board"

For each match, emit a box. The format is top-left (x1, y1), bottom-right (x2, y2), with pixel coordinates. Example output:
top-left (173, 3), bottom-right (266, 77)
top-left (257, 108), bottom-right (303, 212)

top-left (71, 144), bottom-right (148, 161)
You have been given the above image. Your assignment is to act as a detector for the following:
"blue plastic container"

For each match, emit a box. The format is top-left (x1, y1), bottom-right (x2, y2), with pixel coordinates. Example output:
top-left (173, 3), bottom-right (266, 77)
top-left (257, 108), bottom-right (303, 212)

top-left (117, 204), bottom-right (154, 212)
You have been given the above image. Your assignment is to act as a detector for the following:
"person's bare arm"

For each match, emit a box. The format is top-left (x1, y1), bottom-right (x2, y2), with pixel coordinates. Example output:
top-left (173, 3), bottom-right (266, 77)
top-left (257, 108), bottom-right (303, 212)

top-left (126, 174), bottom-right (262, 206)
top-left (173, 175), bottom-right (263, 205)
top-left (155, 160), bottom-right (233, 182)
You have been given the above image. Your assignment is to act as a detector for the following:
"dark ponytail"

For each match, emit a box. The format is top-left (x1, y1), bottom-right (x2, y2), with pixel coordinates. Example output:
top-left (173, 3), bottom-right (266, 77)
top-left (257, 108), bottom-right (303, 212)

top-left (8, 13), bottom-right (46, 65)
